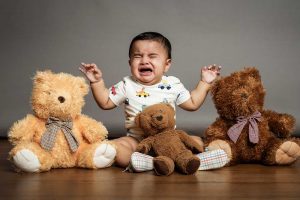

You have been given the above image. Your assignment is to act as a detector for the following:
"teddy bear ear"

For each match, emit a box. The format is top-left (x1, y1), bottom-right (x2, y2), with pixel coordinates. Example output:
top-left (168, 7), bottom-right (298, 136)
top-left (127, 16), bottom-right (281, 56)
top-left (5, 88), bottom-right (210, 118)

top-left (244, 67), bottom-right (261, 80)
top-left (211, 77), bottom-right (222, 96)
top-left (165, 103), bottom-right (174, 111)
top-left (76, 77), bottom-right (89, 95)
top-left (33, 70), bottom-right (53, 84)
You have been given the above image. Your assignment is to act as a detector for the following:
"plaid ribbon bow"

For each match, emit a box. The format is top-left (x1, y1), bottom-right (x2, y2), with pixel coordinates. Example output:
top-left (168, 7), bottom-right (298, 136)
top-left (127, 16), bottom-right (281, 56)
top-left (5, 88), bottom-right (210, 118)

top-left (227, 111), bottom-right (262, 144)
top-left (41, 117), bottom-right (79, 152)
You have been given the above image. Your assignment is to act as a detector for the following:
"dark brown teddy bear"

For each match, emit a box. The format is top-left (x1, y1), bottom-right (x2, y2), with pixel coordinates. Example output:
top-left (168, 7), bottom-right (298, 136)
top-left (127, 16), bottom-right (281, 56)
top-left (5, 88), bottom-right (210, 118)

top-left (205, 67), bottom-right (300, 166)
top-left (135, 103), bottom-right (203, 176)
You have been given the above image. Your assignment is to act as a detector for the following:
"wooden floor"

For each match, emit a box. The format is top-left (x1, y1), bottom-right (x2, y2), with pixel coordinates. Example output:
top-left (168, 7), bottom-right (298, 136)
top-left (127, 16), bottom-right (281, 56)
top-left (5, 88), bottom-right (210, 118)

top-left (1, 139), bottom-right (300, 200)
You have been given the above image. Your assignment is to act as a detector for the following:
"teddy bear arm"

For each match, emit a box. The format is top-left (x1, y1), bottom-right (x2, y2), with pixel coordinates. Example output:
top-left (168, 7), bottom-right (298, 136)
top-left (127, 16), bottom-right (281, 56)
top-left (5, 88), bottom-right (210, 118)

top-left (177, 130), bottom-right (203, 153)
top-left (262, 110), bottom-right (296, 138)
top-left (8, 114), bottom-right (39, 145)
top-left (136, 137), bottom-right (154, 154)
top-left (78, 115), bottom-right (108, 143)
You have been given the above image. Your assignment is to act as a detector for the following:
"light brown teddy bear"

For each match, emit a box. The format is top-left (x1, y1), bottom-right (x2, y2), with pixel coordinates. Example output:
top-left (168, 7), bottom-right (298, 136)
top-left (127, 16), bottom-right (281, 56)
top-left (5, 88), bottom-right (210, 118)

top-left (205, 67), bottom-right (300, 166)
top-left (8, 70), bottom-right (116, 172)
top-left (135, 103), bottom-right (203, 176)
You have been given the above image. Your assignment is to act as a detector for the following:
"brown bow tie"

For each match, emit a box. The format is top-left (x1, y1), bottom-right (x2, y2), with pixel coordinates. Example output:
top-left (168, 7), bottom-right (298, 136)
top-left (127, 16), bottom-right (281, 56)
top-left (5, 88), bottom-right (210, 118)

top-left (227, 111), bottom-right (262, 144)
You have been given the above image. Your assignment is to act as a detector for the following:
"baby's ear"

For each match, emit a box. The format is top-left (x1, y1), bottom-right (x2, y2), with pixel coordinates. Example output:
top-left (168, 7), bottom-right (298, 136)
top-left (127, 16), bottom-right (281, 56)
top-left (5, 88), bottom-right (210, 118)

top-left (164, 59), bottom-right (171, 73)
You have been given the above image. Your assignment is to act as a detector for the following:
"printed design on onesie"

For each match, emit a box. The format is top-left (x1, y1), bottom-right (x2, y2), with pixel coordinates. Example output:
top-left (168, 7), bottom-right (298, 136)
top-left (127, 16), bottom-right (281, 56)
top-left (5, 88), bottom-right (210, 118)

top-left (158, 79), bottom-right (172, 90)
top-left (111, 85), bottom-right (117, 95)
top-left (111, 82), bottom-right (124, 96)
top-left (136, 87), bottom-right (150, 98)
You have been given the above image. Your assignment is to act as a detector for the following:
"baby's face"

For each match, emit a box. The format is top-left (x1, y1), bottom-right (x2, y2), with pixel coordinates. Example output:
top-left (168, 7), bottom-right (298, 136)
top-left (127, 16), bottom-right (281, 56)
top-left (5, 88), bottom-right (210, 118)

top-left (129, 40), bottom-right (171, 86)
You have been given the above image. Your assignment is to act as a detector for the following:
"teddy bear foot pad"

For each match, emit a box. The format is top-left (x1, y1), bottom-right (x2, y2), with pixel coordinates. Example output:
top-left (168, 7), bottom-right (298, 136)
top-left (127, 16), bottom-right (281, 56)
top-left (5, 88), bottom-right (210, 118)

top-left (13, 149), bottom-right (41, 172)
top-left (93, 143), bottom-right (117, 168)
top-left (275, 141), bottom-right (300, 165)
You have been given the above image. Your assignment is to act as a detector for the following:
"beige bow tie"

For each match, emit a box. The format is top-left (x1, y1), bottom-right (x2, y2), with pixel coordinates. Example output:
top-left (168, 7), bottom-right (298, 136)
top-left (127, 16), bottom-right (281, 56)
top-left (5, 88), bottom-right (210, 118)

top-left (41, 117), bottom-right (79, 152)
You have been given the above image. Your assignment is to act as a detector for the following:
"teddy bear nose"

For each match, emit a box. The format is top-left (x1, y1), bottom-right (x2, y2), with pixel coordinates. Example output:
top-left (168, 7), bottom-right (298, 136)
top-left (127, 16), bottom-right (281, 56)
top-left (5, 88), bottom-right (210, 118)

top-left (58, 96), bottom-right (65, 103)
top-left (241, 93), bottom-right (248, 99)
top-left (156, 115), bottom-right (163, 121)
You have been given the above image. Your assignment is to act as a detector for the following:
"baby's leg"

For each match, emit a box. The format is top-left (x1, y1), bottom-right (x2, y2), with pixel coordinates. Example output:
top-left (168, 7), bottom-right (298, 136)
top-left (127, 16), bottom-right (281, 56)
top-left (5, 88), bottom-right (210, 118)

top-left (112, 136), bottom-right (139, 168)
top-left (190, 135), bottom-right (228, 170)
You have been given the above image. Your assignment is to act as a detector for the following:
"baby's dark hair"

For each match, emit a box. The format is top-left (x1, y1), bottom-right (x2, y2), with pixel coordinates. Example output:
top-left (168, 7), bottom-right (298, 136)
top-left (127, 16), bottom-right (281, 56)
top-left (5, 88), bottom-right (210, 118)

top-left (129, 32), bottom-right (172, 59)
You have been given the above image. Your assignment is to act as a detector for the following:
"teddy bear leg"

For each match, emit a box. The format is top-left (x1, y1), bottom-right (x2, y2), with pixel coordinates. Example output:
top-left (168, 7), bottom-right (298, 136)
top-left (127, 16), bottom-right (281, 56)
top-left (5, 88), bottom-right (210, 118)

top-left (77, 142), bottom-right (117, 169)
top-left (206, 139), bottom-right (236, 165)
top-left (153, 156), bottom-right (175, 176)
top-left (263, 138), bottom-right (300, 165)
top-left (9, 142), bottom-right (53, 172)
top-left (175, 151), bottom-right (200, 175)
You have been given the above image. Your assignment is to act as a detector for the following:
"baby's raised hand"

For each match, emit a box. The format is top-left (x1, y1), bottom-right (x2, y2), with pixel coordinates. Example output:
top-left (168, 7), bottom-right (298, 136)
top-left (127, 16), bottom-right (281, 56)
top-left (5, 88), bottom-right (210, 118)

top-left (79, 63), bottom-right (103, 83)
top-left (201, 64), bottom-right (221, 84)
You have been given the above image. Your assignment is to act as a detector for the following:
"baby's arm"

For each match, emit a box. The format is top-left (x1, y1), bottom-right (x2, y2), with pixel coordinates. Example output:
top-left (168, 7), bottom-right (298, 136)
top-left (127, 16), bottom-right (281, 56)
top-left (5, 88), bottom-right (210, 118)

top-left (179, 64), bottom-right (221, 111)
top-left (79, 63), bottom-right (116, 110)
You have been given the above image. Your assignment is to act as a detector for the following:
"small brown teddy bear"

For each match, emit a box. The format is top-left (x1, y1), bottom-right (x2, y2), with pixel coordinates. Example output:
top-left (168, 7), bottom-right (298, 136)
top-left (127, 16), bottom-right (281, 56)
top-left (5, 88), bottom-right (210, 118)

top-left (135, 103), bottom-right (203, 176)
top-left (8, 70), bottom-right (116, 172)
top-left (205, 67), bottom-right (300, 166)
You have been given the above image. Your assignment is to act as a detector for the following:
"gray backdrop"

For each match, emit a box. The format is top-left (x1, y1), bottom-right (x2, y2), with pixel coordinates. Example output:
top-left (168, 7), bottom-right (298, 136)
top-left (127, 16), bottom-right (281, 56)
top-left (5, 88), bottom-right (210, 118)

top-left (1, 0), bottom-right (300, 137)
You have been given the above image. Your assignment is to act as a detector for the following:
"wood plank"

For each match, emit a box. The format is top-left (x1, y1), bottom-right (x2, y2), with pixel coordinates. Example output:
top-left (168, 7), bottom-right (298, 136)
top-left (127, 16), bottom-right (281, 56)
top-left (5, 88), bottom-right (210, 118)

top-left (1, 139), bottom-right (300, 199)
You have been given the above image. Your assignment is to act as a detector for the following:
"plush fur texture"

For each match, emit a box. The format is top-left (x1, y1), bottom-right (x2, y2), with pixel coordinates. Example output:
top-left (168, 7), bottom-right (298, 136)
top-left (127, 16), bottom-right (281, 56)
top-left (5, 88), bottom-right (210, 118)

top-left (8, 71), bottom-right (110, 172)
top-left (205, 67), bottom-right (300, 166)
top-left (135, 103), bottom-right (202, 176)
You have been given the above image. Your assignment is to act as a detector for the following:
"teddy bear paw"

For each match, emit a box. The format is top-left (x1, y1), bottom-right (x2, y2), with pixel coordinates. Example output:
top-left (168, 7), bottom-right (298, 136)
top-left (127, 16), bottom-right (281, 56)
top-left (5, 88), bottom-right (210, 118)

top-left (93, 143), bottom-right (117, 168)
top-left (275, 141), bottom-right (300, 165)
top-left (153, 156), bottom-right (175, 176)
top-left (13, 149), bottom-right (41, 172)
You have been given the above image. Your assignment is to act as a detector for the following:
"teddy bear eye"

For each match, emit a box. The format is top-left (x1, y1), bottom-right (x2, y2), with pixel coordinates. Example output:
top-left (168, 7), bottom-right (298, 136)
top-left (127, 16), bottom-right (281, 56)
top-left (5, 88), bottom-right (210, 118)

top-left (238, 83), bottom-right (246, 88)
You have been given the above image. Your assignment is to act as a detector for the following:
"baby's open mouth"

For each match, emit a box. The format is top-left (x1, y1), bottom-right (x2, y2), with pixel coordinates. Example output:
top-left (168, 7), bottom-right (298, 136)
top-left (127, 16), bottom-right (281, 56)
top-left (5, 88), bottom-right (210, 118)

top-left (139, 67), bottom-right (153, 73)
top-left (139, 67), bottom-right (153, 76)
